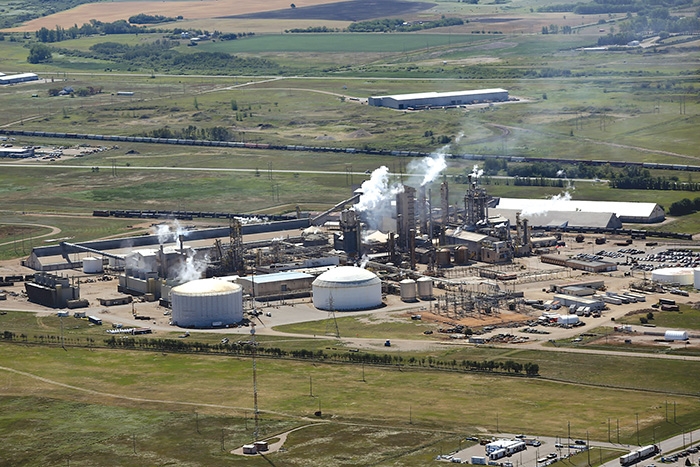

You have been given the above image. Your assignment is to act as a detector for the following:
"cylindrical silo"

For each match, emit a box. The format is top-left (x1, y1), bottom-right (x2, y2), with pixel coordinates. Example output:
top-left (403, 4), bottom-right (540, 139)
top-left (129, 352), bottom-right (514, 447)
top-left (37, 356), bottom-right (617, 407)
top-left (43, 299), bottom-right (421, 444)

top-left (454, 246), bottom-right (468, 265)
top-left (694, 268), bottom-right (700, 290)
top-left (83, 256), bottom-right (103, 274)
top-left (400, 278), bottom-right (417, 302)
top-left (312, 266), bottom-right (382, 311)
top-left (171, 279), bottom-right (243, 328)
top-left (651, 267), bottom-right (694, 286)
top-left (437, 248), bottom-right (451, 267)
top-left (417, 276), bottom-right (433, 300)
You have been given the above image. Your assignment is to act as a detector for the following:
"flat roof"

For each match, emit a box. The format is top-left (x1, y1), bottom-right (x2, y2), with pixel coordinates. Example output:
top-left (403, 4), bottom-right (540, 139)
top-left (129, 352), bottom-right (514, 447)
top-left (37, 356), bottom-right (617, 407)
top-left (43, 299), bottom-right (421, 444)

top-left (495, 198), bottom-right (660, 218)
top-left (372, 88), bottom-right (508, 101)
top-left (245, 271), bottom-right (313, 284)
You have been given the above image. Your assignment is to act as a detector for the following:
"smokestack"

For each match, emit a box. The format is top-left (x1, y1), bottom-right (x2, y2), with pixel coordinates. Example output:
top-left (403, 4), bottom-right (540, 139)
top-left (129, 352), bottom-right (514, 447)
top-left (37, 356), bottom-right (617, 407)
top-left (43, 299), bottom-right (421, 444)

top-left (523, 218), bottom-right (530, 246)
top-left (178, 234), bottom-right (184, 251)
top-left (418, 186), bottom-right (428, 236)
top-left (409, 228), bottom-right (416, 270)
top-left (440, 180), bottom-right (449, 225)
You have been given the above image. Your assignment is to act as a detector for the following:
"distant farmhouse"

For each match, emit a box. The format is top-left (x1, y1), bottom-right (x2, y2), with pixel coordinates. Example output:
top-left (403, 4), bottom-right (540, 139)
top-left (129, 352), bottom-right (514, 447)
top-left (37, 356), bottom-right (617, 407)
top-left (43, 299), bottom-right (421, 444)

top-left (368, 88), bottom-right (509, 110)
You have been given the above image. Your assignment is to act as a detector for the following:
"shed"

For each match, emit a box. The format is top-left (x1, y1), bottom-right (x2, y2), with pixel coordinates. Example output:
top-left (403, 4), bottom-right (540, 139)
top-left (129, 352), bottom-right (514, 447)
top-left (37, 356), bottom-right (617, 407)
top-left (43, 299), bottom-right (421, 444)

top-left (664, 330), bottom-right (688, 341)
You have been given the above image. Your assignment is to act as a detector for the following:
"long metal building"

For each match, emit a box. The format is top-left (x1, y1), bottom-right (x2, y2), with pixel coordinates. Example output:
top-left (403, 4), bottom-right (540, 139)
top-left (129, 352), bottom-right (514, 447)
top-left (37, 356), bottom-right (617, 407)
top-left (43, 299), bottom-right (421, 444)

top-left (368, 89), bottom-right (509, 110)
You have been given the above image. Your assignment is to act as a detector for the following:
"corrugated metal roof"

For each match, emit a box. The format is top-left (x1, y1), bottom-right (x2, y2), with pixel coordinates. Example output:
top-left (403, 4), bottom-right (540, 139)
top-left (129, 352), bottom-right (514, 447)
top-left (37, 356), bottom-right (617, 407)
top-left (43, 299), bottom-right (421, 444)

top-left (247, 271), bottom-right (313, 284)
top-left (491, 208), bottom-right (622, 229)
top-left (373, 88), bottom-right (508, 101)
top-left (495, 198), bottom-right (660, 219)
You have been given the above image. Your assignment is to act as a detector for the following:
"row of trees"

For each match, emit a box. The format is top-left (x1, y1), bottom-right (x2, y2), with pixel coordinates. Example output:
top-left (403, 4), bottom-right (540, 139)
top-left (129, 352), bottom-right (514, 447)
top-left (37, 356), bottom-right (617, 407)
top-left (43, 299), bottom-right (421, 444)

top-left (668, 197), bottom-right (700, 216)
top-left (128, 14), bottom-right (180, 24)
top-left (347, 17), bottom-right (464, 33)
top-left (35, 19), bottom-right (155, 43)
top-left (101, 336), bottom-right (540, 375)
top-left (143, 125), bottom-right (232, 142)
top-left (56, 40), bottom-right (279, 74)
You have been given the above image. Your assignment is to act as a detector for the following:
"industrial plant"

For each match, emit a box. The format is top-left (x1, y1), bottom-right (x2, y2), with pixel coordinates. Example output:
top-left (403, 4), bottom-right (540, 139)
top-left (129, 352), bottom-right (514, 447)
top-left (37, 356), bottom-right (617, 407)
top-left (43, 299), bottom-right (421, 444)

top-left (15, 156), bottom-right (697, 338)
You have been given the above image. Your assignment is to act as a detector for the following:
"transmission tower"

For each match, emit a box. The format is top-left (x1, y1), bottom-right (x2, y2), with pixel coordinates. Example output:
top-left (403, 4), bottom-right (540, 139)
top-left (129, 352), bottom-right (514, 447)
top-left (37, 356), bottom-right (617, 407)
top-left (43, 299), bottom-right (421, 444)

top-left (324, 295), bottom-right (340, 338)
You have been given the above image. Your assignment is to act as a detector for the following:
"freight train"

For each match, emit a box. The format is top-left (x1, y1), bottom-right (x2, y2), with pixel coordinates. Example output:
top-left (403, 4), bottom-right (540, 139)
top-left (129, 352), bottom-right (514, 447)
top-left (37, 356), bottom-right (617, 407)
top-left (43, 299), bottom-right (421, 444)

top-left (2, 129), bottom-right (699, 173)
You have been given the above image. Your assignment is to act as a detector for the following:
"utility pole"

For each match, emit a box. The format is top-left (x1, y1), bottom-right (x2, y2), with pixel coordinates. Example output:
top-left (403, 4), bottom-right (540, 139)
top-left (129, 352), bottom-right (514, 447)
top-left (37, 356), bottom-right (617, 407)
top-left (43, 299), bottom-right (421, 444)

top-left (636, 413), bottom-right (640, 446)
top-left (251, 324), bottom-right (259, 441)
top-left (309, 375), bottom-right (313, 397)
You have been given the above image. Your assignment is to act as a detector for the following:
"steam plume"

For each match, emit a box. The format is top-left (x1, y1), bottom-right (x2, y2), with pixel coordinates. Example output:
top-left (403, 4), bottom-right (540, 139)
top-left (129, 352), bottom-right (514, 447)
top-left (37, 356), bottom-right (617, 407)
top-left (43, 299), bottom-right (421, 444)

top-left (355, 166), bottom-right (403, 231)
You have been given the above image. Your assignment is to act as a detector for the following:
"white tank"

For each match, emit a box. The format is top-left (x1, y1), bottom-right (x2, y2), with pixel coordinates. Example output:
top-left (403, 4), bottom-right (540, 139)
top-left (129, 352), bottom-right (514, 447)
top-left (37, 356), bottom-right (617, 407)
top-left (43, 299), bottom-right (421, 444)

top-left (312, 266), bottom-right (382, 311)
top-left (417, 276), bottom-right (433, 300)
top-left (83, 256), bottom-right (103, 274)
top-left (400, 279), bottom-right (417, 302)
top-left (651, 267), bottom-right (694, 286)
top-left (694, 268), bottom-right (700, 289)
top-left (171, 279), bottom-right (243, 328)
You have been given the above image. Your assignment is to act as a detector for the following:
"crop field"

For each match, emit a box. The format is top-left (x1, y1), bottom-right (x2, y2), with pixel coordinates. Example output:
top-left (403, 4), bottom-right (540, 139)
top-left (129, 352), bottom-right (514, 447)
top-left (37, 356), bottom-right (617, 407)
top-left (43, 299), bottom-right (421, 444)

top-left (10, 0), bottom-right (346, 32)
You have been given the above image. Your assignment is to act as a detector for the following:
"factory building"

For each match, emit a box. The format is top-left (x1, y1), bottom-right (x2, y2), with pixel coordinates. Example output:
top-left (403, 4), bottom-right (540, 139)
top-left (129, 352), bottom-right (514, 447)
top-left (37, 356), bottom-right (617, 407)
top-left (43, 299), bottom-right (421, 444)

top-left (312, 266), bottom-right (383, 311)
top-left (170, 279), bottom-right (243, 328)
top-left (490, 209), bottom-right (623, 230)
top-left (493, 198), bottom-right (664, 224)
top-left (25, 272), bottom-right (80, 308)
top-left (0, 72), bottom-right (39, 85)
top-left (541, 254), bottom-right (617, 273)
top-left (368, 89), bottom-right (509, 110)
top-left (238, 271), bottom-right (314, 301)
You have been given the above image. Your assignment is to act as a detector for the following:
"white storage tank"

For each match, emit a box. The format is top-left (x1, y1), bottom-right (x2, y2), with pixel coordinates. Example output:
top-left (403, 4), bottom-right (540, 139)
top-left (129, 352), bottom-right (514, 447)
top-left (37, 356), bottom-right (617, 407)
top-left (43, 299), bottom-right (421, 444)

top-left (651, 267), bottom-right (694, 286)
top-left (312, 266), bottom-right (382, 311)
top-left (417, 276), bottom-right (433, 300)
top-left (400, 279), bottom-right (417, 302)
top-left (171, 279), bottom-right (243, 328)
top-left (83, 256), bottom-right (103, 274)
top-left (694, 268), bottom-right (700, 290)
top-left (664, 330), bottom-right (688, 341)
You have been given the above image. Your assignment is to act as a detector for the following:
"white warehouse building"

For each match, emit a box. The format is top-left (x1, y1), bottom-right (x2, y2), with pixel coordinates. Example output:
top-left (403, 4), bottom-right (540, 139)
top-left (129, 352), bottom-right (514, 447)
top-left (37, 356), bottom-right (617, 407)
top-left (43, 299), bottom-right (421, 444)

top-left (368, 88), bottom-right (509, 110)
top-left (312, 266), bottom-right (383, 311)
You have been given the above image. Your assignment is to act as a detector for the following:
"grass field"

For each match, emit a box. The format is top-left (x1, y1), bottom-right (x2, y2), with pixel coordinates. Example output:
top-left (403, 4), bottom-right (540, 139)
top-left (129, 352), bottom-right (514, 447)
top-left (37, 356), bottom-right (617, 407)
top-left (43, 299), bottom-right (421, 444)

top-left (615, 305), bottom-right (700, 331)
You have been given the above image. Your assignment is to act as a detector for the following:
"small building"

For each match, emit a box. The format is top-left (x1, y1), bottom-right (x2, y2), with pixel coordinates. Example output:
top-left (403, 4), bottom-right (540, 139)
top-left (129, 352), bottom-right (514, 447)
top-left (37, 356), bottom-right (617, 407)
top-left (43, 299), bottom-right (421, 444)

top-left (541, 254), bottom-right (617, 273)
top-left (368, 88), bottom-right (509, 110)
top-left (242, 444), bottom-right (257, 455)
top-left (553, 293), bottom-right (605, 311)
top-left (238, 271), bottom-right (314, 301)
top-left (0, 72), bottom-right (39, 85)
top-left (664, 330), bottom-right (688, 341)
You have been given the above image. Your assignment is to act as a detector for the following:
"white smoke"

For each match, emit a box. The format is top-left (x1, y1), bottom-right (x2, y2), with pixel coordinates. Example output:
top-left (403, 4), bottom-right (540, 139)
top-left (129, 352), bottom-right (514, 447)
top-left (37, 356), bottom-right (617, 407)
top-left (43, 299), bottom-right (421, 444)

top-left (154, 220), bottom-right (189, 244)
top-left (471, 164), bottom-right (484, 180)
top-left (556, 169), bottom-right (566, 178)
top-left (355, 166), bottom-right (403, 231)
top-left (172, 251), bottom-right (208, 283)
top-left (408, 133), bottom-right (462, 186)
top-left (521, 191), bottom-right (573, 216)
top-left (359, 254), bottom-right (370, 269)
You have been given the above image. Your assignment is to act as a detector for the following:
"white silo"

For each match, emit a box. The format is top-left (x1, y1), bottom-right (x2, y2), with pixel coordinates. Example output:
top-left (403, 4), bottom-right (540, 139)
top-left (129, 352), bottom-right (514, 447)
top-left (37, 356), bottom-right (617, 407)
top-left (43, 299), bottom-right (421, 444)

top-left (400, 278), bottom-right (417, 302)
top-left (417, 276), bottom-right (433, 300)
top-left (312, 266), bottom-right (382, 311)
top-left (171, 278), bottom-right (243, 328)
top-left (694, 268), bottom-right (700, 290)
top-left (651, 267), bottom-right (694, 286)
top-left (83, 256), bottom-right (103, 274)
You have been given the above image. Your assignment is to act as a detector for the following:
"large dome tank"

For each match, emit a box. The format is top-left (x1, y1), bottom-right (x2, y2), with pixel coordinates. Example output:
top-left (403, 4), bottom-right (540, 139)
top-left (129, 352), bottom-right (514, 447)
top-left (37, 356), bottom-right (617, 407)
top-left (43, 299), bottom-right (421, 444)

top-left (651, 267), bottom-right (694, 286)
top-left (312, 266), bottom-right (382, 311)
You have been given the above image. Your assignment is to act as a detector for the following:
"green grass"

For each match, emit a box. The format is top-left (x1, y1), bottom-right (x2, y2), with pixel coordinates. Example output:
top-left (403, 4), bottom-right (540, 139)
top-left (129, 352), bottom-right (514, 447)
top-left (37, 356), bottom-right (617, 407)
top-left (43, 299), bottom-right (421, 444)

top-left (274, 312), bottom-right (438, 340)
top-left (616, 305), bottom-right (700, 331)
top-left (199, 33), bottom-right (491, 54)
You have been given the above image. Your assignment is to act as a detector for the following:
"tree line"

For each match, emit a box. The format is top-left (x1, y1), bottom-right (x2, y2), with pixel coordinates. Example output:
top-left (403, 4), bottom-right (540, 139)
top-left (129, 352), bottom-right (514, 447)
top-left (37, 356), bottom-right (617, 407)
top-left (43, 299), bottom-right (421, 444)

top-left (347, 17), bottom-right (465, 33)
top-left (0, 331), bottom-right (539, 376)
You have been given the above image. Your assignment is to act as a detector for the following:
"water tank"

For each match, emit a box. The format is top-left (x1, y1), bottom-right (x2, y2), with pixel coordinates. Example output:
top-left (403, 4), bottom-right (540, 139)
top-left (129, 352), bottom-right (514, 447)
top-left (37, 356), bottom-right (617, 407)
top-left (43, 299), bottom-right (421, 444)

top-left (400, 279), bottom-right (417, 302)
top-left (83, 256), bottom-right (103, 274)
top-left (417, 276), bottom-right (433, 300)
top-left (312, 266), bottom-right (382, 311)
top-left (171, 279), bottom-right (243, 328)
top-left (437, 248), bottom-right (451, 267)
top-left (694, 268), bottom-right (700, 289)
top-left (454, 245), bottom-right (469, 265)
top-left (651, 267), bottom-right (694, 286)
top-left (664, 330), bottom-right (688, 341)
